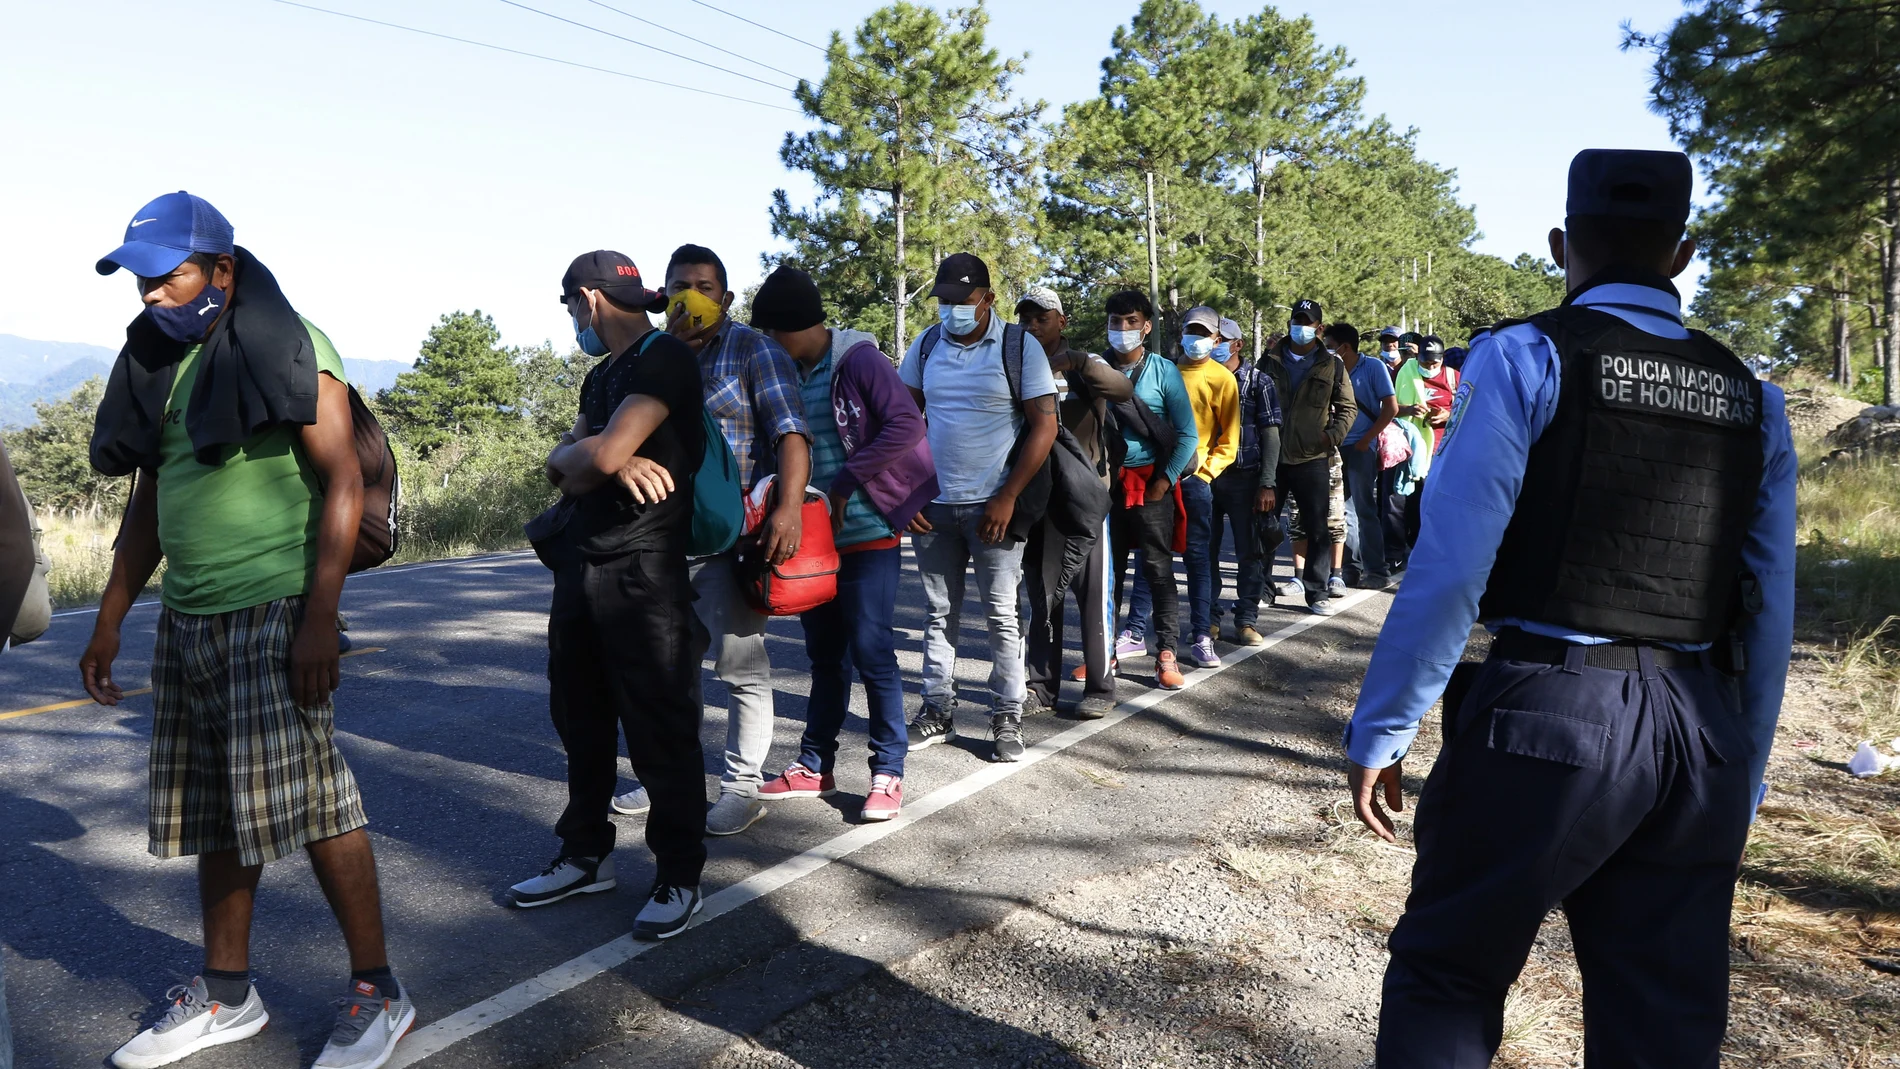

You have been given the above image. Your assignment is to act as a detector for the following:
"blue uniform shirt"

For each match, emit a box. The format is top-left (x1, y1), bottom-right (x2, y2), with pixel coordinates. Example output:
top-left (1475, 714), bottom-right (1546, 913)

top-left (1344, 281), bottom-right (1798, 805)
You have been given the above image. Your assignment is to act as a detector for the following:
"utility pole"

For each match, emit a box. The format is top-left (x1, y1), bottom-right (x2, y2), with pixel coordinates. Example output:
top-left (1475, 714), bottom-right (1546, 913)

top-left (1145, 170), bottom-right (1163, 319)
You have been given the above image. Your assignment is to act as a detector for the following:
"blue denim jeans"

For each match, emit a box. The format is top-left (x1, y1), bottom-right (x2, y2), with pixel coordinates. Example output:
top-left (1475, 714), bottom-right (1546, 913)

top-left (912, 502), bottom-right (1028, 715)
top-left (1342, 443), bottom-right (1389, 585)
top-left (1181, 473), bottom-right (1216, 639)
top-left (798, 545), bottom-right (906, 778)
top-left (1125, 552), bottom-right (1152, 640)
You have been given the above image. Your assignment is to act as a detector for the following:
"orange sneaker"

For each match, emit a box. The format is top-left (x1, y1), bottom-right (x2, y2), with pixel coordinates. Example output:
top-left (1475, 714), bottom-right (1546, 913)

top-left (1070, 659), bottom-right (1117, 682)
top-left (1155, 650), bottom-right (1186, 690)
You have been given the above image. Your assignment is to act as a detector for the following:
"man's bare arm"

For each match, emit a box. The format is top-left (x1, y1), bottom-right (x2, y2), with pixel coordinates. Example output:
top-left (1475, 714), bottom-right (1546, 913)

top-left (80, 470), bottom-right (162, 705)
top-left (549, 394), bottom-right (671, 495)
top-left (291, 372), bottom-right (364, 708)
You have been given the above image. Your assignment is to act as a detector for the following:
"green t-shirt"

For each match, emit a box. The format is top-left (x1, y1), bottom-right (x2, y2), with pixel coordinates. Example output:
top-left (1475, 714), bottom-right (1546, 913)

top-left (157, 317), bottom-right (348, 615)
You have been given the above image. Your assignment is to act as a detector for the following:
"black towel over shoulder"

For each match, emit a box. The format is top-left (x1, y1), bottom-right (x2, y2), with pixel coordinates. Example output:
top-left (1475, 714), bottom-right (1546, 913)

top-left (91, 247), bottom-right (319, 475)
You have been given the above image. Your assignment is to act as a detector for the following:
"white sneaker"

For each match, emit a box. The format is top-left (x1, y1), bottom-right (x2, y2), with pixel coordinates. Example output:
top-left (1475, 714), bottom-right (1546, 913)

top-left (506, 854), bottom-right (615, 908)
top-left (111, 977), bottom-right (269, 1069)
top-left (631, 882), bottom-right (703, 941)
top-left (313, 978), bottom-right (416, 1069)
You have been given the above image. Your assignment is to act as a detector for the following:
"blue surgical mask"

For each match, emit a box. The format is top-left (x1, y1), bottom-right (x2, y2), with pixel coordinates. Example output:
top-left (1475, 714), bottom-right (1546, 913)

top-left (1213, 342), bottom-right (1233, 361)
top-left (575, 318), bottom-right (610, 357)
top-left (146, 282), bottom-right (227, 344)
top-left (1108, 328), bottom-right (1145, 354)
top-left (1181, 335), bottom-right (1216, 361)
top-left (939, 303), bottom-right (981, 336)
top-left (1289, 324), bottom-right (1317, 345)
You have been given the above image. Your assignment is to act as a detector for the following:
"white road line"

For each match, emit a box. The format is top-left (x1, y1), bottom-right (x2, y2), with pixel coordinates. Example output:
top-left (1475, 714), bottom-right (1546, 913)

top-left (46, 551), bottom-right (540, 618)
top-left (386, 590), bottom-right (1376, 1067)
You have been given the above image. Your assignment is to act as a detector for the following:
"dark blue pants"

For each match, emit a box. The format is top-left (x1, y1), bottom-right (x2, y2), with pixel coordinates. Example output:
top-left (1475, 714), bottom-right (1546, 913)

top-left (1378, 648), bottom-right (1755, 1068)
top-left (1181, 474), bottom-right (1215, 639)
top-left (1209, 465), bottom-right (1265, 630)
top-left (798, 546), bottom-right (906, 778)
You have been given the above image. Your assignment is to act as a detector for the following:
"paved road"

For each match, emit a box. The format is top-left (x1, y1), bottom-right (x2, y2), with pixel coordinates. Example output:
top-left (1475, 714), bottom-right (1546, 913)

top-left (0, 545), bottom-right (1391, 1069)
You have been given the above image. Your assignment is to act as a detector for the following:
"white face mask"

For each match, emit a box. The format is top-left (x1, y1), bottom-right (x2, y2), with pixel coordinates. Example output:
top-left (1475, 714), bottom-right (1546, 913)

top-left (1181, 334), bottom-right (1216, 361)
top-left (1108, 328), bottom-right (1145, 354)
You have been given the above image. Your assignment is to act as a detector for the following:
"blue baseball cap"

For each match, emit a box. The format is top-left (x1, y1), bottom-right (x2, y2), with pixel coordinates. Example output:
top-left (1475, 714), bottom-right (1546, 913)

top-left (95, 191), bottom-right (234, 277)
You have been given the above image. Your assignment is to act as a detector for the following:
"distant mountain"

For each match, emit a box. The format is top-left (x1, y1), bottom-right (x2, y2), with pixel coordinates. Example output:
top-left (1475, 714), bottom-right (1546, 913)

top-left (0, 335), bottom-right (413, 427)
top-left (0, 335), bottom-right (118, 429)
top-left (342, 358), bottom-right (412, 397)
top-left (0, 334), bottom-right (117, 384)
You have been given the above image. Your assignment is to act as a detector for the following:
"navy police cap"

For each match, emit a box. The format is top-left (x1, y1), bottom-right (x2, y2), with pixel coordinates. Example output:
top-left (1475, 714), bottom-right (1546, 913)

top-left (1567, 149), bottom-right (1693, 225)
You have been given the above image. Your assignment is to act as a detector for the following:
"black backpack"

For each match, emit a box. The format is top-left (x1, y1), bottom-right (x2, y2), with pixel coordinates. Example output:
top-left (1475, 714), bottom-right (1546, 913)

top-left (917, 324), bottom-right (1108, 541)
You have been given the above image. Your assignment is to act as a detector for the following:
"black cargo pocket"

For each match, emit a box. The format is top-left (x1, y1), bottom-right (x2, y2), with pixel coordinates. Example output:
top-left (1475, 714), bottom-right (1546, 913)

top-left (1488, 708), bottom-right (1610, 768)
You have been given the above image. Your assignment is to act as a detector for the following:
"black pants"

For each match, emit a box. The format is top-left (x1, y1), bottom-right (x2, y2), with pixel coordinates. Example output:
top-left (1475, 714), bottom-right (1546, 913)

top-left (1275, 456), bottom-right (1333, 604)
top-left (1378, 647), bottom-right (1755, 1068)
top-left (1111, 492), bottom-right (1178, 656)
top-left (1381, 468), bottom-right (1411, 572)
top-left (548, 550), bottom-right (712, 886)
top-left (1025, 515), bottom-right (1115, 706)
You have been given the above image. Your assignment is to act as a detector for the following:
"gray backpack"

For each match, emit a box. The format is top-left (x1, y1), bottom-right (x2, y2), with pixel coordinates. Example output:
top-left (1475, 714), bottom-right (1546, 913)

top-left (9, 486), bottom-right (51, 645)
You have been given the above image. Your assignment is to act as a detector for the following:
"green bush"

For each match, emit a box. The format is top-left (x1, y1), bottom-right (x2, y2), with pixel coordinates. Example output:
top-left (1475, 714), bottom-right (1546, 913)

top-left (392, 424), bottom-right (558, 563)
top-left (1793, 446), bottom-right (1900, 642)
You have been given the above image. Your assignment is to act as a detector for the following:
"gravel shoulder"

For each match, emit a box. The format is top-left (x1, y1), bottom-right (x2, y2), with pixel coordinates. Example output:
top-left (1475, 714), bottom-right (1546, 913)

top-left (711, 637), bottom-right (1900, 1069)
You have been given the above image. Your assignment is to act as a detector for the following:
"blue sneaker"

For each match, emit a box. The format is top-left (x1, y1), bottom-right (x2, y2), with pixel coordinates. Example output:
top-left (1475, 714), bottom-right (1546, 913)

top-left (1326, 575), bottom-right (1347, 599)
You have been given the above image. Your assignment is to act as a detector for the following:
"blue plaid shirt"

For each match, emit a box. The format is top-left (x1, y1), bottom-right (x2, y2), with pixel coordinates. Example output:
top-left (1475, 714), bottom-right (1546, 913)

top-left (698, 320), bottom-right (811, 488)
top-left (1233, 360), bottom-right (1284, 470)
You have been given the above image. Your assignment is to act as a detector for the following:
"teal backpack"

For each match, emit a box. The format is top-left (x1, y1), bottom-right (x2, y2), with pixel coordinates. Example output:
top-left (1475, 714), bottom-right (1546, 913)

top-left (689, 408), bottom-right (744, 556)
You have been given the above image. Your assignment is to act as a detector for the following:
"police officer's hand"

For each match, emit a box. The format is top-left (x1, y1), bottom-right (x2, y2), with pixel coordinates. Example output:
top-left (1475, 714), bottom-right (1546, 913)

top-left (1254, 487), bottom-right (1277, 513)
top-left (1349, 760), bottom-right (1404, 843)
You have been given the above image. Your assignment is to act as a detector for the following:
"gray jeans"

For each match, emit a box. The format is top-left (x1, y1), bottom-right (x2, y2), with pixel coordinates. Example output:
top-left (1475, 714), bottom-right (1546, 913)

top-left (912, 501), bottom-right (1028, 716)
top-left (690, 553), bottom-right (774, 796)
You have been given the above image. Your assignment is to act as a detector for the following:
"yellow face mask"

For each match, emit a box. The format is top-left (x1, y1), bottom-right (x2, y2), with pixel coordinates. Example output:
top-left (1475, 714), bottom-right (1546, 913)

top-left (667, 287), bottom-right (724, 332)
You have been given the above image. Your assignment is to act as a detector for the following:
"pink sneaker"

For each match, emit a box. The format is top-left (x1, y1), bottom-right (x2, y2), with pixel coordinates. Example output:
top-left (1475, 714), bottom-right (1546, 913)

top-left (861, 774), bottom-right (902, 822)
top-left (758, 764), bottom-right (836, 799)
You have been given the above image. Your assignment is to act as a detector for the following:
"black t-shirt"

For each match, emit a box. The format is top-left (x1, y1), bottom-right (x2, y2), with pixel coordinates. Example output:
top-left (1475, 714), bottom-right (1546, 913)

top-left (571, 330), bottom-right (705, 557)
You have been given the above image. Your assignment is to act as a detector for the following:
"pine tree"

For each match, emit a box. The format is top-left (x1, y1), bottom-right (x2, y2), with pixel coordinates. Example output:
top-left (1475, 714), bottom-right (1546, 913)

top-left (377, 311), bottom-right (521, 456)
top-left (769, 1), bottom-right (1043, 355)
top-left (1630, 0), bottom-right (1900, 401)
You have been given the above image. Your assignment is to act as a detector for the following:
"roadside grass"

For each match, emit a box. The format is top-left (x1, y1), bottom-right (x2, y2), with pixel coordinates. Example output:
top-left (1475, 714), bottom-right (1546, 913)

top-left (1795, 445), bottom-right (1900, 647)
top-left (37, 511), bottom-right (162, 610)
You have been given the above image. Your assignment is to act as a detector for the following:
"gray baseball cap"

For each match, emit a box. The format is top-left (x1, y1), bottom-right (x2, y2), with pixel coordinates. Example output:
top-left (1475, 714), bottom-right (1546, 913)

top-left (1183, 306), bottom-right (1221, 332)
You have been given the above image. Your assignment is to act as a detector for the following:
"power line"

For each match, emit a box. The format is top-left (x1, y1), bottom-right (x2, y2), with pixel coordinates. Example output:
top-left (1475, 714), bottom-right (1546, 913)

top-left (677, 0), bottom-right (833, 57)
top-left (575, 0), bottom-right (811, 84)
top-left (491, 0), bottom-right (795, 94)
top-left (265, 0), bottom-right (800, 113)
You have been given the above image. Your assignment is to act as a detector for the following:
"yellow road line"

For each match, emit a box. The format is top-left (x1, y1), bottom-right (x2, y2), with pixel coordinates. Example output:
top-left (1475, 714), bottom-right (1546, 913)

top-left (0, 647), bottom-right (387, 723)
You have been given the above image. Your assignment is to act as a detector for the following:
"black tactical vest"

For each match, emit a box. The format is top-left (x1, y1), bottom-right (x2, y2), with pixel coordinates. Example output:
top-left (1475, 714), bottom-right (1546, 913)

top-left (1478, 304), bottom-right (1764, 644)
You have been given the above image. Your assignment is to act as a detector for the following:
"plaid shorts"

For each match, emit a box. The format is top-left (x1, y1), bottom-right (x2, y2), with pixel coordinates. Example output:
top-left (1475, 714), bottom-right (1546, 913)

top-left (1288, 449), bottom-right (1348, 543)
top-left (149, 596), bottom-right (367, 867)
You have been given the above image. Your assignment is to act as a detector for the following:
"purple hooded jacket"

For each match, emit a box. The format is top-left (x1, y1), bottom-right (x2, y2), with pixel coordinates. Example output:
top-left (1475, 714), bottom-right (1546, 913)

top-left (826, 332), bottom-right (938, 531)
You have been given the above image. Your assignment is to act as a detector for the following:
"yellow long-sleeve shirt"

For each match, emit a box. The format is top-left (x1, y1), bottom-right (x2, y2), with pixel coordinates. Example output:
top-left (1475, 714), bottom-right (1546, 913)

top-left (1177, 356), bottom-right (1240, 482)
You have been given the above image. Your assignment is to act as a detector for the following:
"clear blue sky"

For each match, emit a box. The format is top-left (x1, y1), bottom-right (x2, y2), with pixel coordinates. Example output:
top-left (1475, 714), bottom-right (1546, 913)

top-left (0, 0), bottom-right (1696, 363)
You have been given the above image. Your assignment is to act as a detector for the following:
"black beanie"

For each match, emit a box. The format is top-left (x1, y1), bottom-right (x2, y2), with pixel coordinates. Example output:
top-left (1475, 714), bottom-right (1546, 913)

top-left (750, 265), bottom-right (825, 332)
